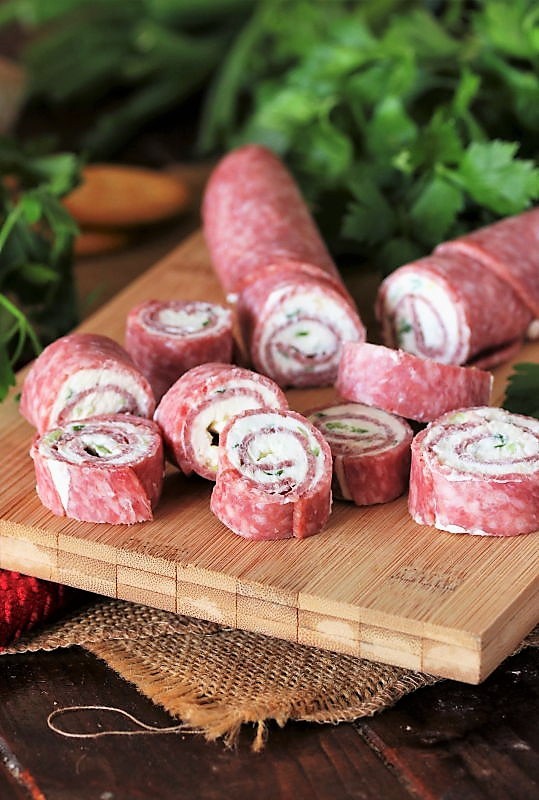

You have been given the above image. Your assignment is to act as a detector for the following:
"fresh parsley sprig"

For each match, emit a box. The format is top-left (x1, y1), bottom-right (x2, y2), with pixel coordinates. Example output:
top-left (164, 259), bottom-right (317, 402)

top-left (0, 137), bottom-right (81, 401)
top-left (503, 363), bottom-right (539, 419)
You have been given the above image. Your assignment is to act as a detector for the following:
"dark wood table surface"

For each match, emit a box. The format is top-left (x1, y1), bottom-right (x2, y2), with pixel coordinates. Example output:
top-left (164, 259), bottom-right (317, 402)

top-left (1, 184), bottom-right (538, 800)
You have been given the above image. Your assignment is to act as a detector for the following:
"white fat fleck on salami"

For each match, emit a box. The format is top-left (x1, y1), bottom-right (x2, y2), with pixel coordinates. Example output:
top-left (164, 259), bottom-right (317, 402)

top-left (527, 319), bottom-right (539, 340)
top-left (381, 271), bottom-right (469, 364)
top-left (427, 407), bottom-right (539, 477)
top-left (50, 368), bottom-right (152, 424)
top-left (258, 286), bottom-right (360, 380)
top-left (46, 459), bottom-right (71, 510)
top-left (226, 412), bottom-right (325, 489)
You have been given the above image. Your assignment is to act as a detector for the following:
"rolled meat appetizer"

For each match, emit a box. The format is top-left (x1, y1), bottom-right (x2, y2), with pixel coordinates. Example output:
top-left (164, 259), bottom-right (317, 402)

top-left (154, 363), bottom-right (288, 480)
top-left (376, 253), bottom-right (532, 368)
top-left (308, 403), bottom-right (413, 506)
top-left (20, 333), bottom-right (155, 434)
top-left (409, 406), bottom-right (539, 536)
top-left (125, 299), bottom-right (234, 401)
top-left (202, 145), bottom-right (366, 387)
top-left (211, 408), bottom-right (332, 540)
top-left (336, 342), bottom-right (492, 423)
top-left (31, 414), bottom-right (164, 524)
top-left (202, 144), bottom-right (343, 298)
top-left (238, 264), bottom-right (366, 388)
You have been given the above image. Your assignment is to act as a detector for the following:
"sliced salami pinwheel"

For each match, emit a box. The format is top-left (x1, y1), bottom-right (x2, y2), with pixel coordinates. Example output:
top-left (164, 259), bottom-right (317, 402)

top-left (376, 253), bottom-right (532, 367)
top-left (154, 363), bottom-right (288, 480)
top-left (20, 333), bottom-right (155, 434)
top-left (409, 406), bottom-right (539, 537)
top-left (336, 343), bottom-right (492, 423)
top-left (202, 144), bottom-right (342, 298)
top-left (238, 265), bottom-right (365, 388)
top-left (308, 403), bottom-right (413, 506)
top-left (211, 409), bottom-right (332, 540)
top-left (31, 414), bottom-right (164, 524)
top-left (125, 299), bottom-right (234, 401)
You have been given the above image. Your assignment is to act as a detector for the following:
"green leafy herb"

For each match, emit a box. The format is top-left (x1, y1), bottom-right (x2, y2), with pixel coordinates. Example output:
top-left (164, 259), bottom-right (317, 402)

top-left (310, 446), bottom-right (320, 457)
top-left (295, 330), bottom-right (309, 337)
top-left (71, 424), bottom-right (85, 431)
top-left (0, 137), bottom-right (81, 402)
top-left (199, 0), bottom-right (539, 272)
top-left (493, 433), bottom-right (507, 448)
top-left (503, 362), bottom-right (539, 419)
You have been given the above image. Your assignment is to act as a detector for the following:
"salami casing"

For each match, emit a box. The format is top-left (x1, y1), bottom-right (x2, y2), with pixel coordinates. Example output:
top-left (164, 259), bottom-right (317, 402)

top-left (336, 342), bottom-right (492, 423)
top-left (308, 403), bottom-right (413, 506)
top-left (376, 253), bottom-right (532, 367)
top-left (238, 263), bottom-right (366, 388)
top-left (202, 144), bottom-right (342, 297)
top-left (211, 409), bottom-right (332, 540)
top-left (409, 407), bottom-right (539, 536)
top-left (31, 414), bottom-right (164, 524)
top-left (154, 362), bottom-right (288, 480)
top-left (125, 299), bottom-right (233, 401)
top-left (20, 333), bottom-right (155, 434)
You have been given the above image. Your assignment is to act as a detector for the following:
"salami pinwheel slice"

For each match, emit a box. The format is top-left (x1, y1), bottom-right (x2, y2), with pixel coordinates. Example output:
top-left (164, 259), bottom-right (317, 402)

top-left (211, 409), bottom-right (332, 540)
top-left (202, 144), bottom-right (343, 298)
top-left (376, 253), bottom-right (532, 368)
top-left (409, 407), bottom-right (539, 537)
top-left (125, 299), bottom-right (234, 401)
top-left (238, 265), bottom-right (365, 388)
top-left (154, 363), bottom-right (288, 480)
top-left (336, 343), bottom-right (492, 423)
top-left (20, 333), bottom-right (155, 434)
top-left (31, 414), bottom-right (164, 524)
top-left (308, 403), bottom-right (413, 506)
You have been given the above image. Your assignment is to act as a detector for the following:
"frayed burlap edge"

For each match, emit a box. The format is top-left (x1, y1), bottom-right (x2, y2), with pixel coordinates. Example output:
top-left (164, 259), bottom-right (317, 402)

top-left (3, 599), bottom-right (537, 751)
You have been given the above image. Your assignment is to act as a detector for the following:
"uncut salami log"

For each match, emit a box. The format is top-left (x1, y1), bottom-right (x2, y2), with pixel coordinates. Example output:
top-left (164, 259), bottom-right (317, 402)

top-left (154, 363), bottom-right (288, 480)
top-left (31, 414), bottom-right (164, 524)
top-left (20, 333), bottom-right (155, 434)
top-left (435, 207), bottom-right (539, 319)
top-left (211, 409), bottom-right (332, 540)
top-left (336, 342), bottom-right (492, 423)
top-left (409, 407), bottom-right (539, 536)
top-left (202, 145), bottom-right (366, 387)
top-left (308, 403), bottom-right (413, 506)
top-left (376, 252), bottom-right (532, 368)
top-left (125, 299), bottom-right (233, 401)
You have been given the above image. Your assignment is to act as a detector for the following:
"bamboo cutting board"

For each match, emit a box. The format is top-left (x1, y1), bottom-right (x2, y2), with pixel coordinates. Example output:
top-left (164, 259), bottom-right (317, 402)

top-left (1, 232), bottom-right (538, 684)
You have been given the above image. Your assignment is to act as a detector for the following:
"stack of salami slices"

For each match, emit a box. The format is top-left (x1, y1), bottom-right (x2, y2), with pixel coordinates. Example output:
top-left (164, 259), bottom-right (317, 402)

top-left (202, 145), bottom-right (366, 388)
top-left (376, 208), bottom-right (539, 369)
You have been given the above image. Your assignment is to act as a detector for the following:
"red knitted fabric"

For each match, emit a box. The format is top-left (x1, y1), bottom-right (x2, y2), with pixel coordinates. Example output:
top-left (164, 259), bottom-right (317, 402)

top-left (0, 570), bottom-right (69, 649)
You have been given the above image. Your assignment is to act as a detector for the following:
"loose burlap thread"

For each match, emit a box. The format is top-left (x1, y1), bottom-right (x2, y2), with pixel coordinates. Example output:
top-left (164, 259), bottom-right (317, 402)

top-left (4, 599), bottom-right (538, 750)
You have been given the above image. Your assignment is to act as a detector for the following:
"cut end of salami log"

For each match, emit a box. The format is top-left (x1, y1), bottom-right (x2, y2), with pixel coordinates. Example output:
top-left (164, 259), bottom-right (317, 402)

top-left (125, 299), bottom-right (234, 401)
top-left (211, 409), bottom-right (333, 540)
top-left (336, 342), bottom-right (493, 423)
top-left (376, 253), bottom-right (532, 367)
top-left (409, 406), bottom-right (539, 537)
top-left (238, 263), bottom-right (366, 388)
top-left (20, 333), bottom-right (156, 434)
top-left (154, 363), bottom-right (288, 480)
top-left (308, 403), bottom-right (413, 506)
top-left (31, 414), bottom-right (164, 525)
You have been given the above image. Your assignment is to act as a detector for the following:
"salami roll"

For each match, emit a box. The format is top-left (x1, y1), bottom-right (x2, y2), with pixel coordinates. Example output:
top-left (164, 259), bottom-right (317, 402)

top-left (238, 264), bottom-right (366, 388)
top-left (308, 403), bottom-right (413, 506)
top-left (409, 407), bottom-right (539, 537)
top-left (336, 342), bottom-right (492, 423)
top-left (20, 333), bottom-right (155, 434)
top-left (202, 144), bottom-right (342, 298)
top-left (435, 207), bottom-right (539, 319)
top-left (211, 409), bottom-right (332, 540)
top-left (31, 414), bottom-right (164, 524)
top-left (154, 363), bottom-right (288, 480)
top-left (125, 299), bottom-right (234, 401)
top-left (376, 253), bottom-right (532, 367)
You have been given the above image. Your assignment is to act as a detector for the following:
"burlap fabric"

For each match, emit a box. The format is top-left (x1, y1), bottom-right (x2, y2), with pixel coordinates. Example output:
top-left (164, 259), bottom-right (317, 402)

top-left (4, 599), bottom-right (538, 750)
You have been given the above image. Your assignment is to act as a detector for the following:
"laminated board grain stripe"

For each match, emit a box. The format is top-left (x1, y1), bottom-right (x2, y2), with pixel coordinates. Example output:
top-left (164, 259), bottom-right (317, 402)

top-left (0, 231), bottom-right (537, 683)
